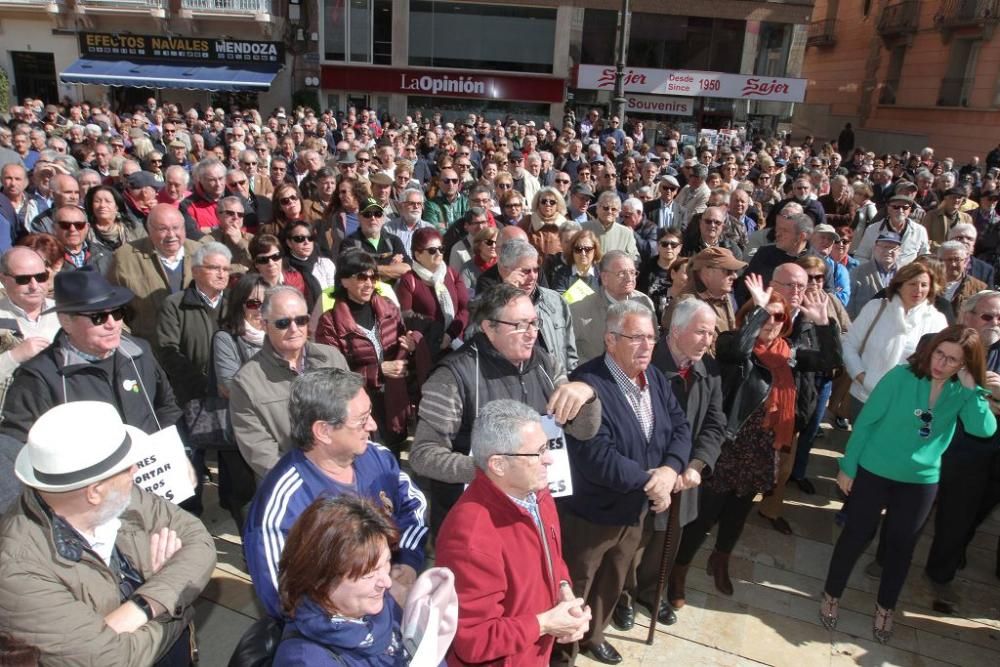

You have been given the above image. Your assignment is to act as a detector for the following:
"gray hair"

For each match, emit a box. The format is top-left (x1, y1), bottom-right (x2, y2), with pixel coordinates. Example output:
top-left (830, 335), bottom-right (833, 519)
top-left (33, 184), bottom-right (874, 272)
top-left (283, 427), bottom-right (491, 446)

top-left (498, 239), bottom-right (538, 270)
top-left (470, 399), bottom-right (542, 470)
top-left (778, 201), bottom-right (804, 217)
top-left (669, 298), bottom-right (716, 333)
top-left (192, 242), bottom-right (232, 267)
top-left (260, 285), bottom-right (305, 320)
top-left (289, 369), bottom-right (366, 451)
top-left (788, 212), bottom-right (814, 237)
top-left (960, 289), bottom-right (1000, 316)
top-left (596, 190), bottom-right (622, 208)
top-left (560, 220), bottom-right (582, 239)
top-left (605, 300), bottom-right (656, 334)
top-left (599, 249), bottom-right (634, 273)
top-left (938, 240), bottom-right (968, 257)
top-left (401, 186), bottom-right (425, 203)
top-left (948, 223), bottom-right (976, 240)
top-left (622, 197), bottom-right (643, 213)
top-left (192, 158), bottom-right (225, 186)
top-left (216, 195), bottom-right (244, 215)
top-left (164, 165), bottom-right (190, 186)
top-left (77, 168), bottom-right (101, 183)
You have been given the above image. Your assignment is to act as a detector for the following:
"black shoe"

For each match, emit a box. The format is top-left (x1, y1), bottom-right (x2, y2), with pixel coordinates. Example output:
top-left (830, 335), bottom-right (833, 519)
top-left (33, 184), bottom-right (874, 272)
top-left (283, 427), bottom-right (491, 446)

top-left (655, 600), bottom-right (677, 625)
top-left (611, 601), bottom-right (635, 631)
top-left (834, 417), bottom-right (850, 430)
top-left (794, 477), bottom-right (816, 495)
top-left (759, 512), bottom-right (794, 535)
top-left (585, 640), bottom-right (623, 665)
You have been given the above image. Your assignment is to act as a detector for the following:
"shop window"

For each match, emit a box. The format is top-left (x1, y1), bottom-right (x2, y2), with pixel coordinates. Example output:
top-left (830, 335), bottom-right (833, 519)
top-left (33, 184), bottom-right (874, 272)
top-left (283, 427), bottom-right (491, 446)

top-left (407, 95), bottom-right (551, 124)
top-left (324, 0), bottom-right (392, 64)
top-left (581, 9), bottom-right (616, 67)
top-left (408, 1), bottom-right (556, 74)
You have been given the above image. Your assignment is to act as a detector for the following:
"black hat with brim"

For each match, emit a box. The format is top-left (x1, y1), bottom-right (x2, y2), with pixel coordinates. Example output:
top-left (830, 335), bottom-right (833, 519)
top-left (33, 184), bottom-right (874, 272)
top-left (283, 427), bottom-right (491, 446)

top-left (42, 266), bottom-right (134, 315)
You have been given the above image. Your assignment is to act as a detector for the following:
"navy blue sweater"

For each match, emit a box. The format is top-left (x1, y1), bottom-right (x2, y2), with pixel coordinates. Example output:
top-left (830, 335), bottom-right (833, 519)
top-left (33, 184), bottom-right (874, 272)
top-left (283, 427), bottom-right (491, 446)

top-left (563, 355), bottom-right (692, 525)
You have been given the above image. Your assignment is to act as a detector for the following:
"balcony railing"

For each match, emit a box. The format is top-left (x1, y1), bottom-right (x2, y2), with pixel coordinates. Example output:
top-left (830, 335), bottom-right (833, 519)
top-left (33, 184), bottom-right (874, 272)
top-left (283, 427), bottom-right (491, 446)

top-left (76, 0), bottom-right (164, 8)
top-left (936, 0), bottom-right (1000, 28)
top-left (938, 77), bottom-right (973, 107)
top-left (878, 0), bottom-right (920, 38)
top-left (807, 19), bottom-right (837, 46)
top-left (180, 0), bottom-right (271, 13)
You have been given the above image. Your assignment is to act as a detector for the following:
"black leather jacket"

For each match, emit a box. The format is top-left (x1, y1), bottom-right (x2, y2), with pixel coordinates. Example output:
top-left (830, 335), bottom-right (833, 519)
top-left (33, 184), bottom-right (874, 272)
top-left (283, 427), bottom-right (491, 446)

top-left (716, 307), bottom-right (842, 441)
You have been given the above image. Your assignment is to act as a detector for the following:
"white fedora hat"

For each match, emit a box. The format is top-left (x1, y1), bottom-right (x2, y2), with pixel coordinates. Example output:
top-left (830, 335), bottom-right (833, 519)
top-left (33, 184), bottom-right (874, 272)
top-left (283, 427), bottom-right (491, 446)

top-left (16, 402), bottom-right (150, 492)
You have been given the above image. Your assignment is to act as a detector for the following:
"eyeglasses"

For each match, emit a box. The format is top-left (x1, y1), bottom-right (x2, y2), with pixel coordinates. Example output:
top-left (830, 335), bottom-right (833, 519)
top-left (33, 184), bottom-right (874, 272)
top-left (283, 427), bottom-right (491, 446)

top-left (254, 252), bottom-right (282, 265)
top-left (222, 210), bottom-right (245, 218)
top-left (835, 239), bottom-right (850, 246)
top-left (329, 410), bottom-right (373, 431)
top-left (441, 178), bottom-right (460, 184)
top-left (916, 409), bottom-right (933, 438)
top-left (244, 298), bottom-right (263, 310)
top-left (289, 234), bottom-right (316, 243)
top-left (889, 204), bottom-right (911, 210)
top-left (500, 442), bottom-right (550, 458)
top-left (420, 246), bottom-right (444, 256)
top-left (771, 280), bottom-right (807, 293)
top-left (56, 221), bottom-right (87, 231)
top-left (600, 205), bottom-right (620, 213)
top-left (483, 239), bottom-right (497, 247)
top-left (659, 240), bottom-right (681, 249)
top-left (269, 315), bottom-right (310, 330)
top-left (613, 331), bottom-right (657, 346)
top-left (608, 269), bottom-right (638, 280)
top-left (279, 195), bottom-right (300, 205)
top-left (574, 245), bottom-right (595, 254)
top-left (5, 271), bottom-right (49, 285)
top-left (539, 199), bottom-right (558, 206)
top-left (78, 307), bottom-right (127, 326)
top-left (490, 318), bottom-right (540, 333)
top-left (228, 179), bottom-right (248, 187)
top-left (361, 210), bottom-right (383, 219)
top-left (349, 272), bottom-right (377, 283)
top-left (807, 274), bottom-right (824, 283)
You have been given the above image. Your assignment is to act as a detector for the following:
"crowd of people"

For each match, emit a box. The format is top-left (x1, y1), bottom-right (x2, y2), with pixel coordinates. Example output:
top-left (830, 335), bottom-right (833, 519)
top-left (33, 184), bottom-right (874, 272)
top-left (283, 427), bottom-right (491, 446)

top-left (0, 96), bottom-right (998, 665)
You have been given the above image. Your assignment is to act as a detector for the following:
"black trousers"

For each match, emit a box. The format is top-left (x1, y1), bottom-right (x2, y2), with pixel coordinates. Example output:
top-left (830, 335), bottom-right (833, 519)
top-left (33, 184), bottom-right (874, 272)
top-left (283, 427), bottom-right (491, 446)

top-left (154, 625), bottom-right (192, 667)
top-left (926, 449), bottom-right (1000, 583)
top-left (824, 467), bottom-right (937, 609)
top-left (674, 487), bottom-right (755, 566)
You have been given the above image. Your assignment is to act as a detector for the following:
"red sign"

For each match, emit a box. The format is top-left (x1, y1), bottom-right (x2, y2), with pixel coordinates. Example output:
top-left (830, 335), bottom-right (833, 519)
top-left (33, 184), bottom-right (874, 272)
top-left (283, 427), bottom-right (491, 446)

top-left (321, 65), bottom-right (566, 103)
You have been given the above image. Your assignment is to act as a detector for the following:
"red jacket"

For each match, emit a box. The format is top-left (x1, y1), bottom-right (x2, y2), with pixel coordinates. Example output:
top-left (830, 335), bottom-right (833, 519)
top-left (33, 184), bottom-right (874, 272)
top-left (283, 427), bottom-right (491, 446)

top-left (436, 470), bottom-right (571, 666)
top-left (394, 268), bottom-right (470, 342)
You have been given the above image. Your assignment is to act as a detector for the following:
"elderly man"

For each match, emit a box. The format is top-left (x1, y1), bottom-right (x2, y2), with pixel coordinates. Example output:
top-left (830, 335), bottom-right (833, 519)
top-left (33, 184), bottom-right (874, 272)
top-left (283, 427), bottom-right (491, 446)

top-left (448, 206), bottom-right (491, 272)
top-left (179, 159), bottom-right (228, 236)
top-left (425, 167), bottom-right (469, 230)
top-left (244, 368), bottom-right (426, 618)
top-left (621, 197), bottom-right (657, 263)
top-left (728, 187), bottom-right (756, 242)
top-left (742, 210), bottom-right (815, 291)
top-left (848, 231), bottom-right (901, 318)
top-left (385, 186), bottom-right (433, 257)
top-left (410, 283), bottom-right (601, 531)
top-left (674, 163), bottom-right (710, 229)
top-left (229, 286), bottom-right (348, 478)
top-left (939, 240), bottom-right (987, 314)
top-left (584, 191), bottom-right (639, 260)
top-left (643, 175), bottom-right (679, 230)
top-left (811, 223), bottom-right (851, 306)
top-left (663, 247), bottom-right (745, 333)
top-left (498, 240), bottom-right (578, 373)
top-left (923, 187), bottom-right (974, 250)
top-left (1, 268), bottom-right (182, 443)
top-left (682, 205), bottom-right (743, 260)
top-left (436, 399), bottom-right (591, 666)
top-left (27, 173), bottom-right (79, 236)
top-left (111, 204), bottom-right (203, 344)
top-left (225, 168), bottom-right (271, 232)
top-left (122, 172), bottom-right (162, 229)
top-left (157, 166), bottom-right (190, 207)
top-left (53, 203), bottom-right (113, 275)
top-left (948, 223), bottom-right (994, 285)
top-left (340, 197), bottom-right (411, 282)
top-left (855, 193), bottom-right (929, 266)
top-left (924, 290), bottom-right (1000, 613)
top-left (239, 149), bottom-right (273, 196)
top-left (0, 247), bottom-right (60, 405)
top-left (554, 301), bottom-right (691, 666)
top-left (768, 177), bottom-right (827, 227)
top-left (200, 196), bottom-right (253, 269)
top-left (569, 251), bottom-right (655, 363)
top-left (0, 401), bottom-right (215, 665)
top-left (617, 298), bottom-right (725, 627)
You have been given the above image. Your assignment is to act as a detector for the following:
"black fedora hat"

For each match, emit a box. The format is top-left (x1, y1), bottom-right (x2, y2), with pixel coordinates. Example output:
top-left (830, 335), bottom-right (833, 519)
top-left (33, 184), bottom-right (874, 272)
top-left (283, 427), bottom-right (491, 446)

top-left (42, 266), bottom-right (134, 315)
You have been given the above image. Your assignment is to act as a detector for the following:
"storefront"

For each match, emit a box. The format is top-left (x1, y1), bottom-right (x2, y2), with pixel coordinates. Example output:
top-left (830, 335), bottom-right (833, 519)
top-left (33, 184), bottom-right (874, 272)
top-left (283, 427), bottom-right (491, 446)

top-left (59, 32), bottom-right (286, 111)
top-left (320, 65), bottom-right (566, 124)
top-left (574, 65), bottom-right (806, 133)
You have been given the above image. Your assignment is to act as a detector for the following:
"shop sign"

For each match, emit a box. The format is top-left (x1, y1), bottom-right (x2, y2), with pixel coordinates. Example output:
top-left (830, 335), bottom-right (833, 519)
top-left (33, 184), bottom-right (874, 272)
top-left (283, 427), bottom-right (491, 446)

top-left (79, 32), bottom-right (284, 65)
top-left (322, 65), bottom-right (565, 103)
top-left (577, 65), bottom-right (806, 103)
top-left (625, 94), bottom-right (694, 116)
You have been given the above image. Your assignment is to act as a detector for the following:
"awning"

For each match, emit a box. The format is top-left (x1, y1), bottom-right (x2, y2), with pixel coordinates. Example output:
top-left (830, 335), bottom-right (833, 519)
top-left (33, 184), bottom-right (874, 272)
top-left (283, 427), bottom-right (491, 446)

top-left (60, 58), bottom-right (281, 92)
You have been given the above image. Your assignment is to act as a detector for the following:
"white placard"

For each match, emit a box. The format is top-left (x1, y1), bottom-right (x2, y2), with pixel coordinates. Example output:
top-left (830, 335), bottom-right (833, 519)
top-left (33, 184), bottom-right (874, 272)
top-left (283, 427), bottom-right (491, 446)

top-left (133, 426), bottom-right (195, 504)
top-left (541, 415), bottom-right (573, 498)
top-left (576, 65), bottom-right (807, 103)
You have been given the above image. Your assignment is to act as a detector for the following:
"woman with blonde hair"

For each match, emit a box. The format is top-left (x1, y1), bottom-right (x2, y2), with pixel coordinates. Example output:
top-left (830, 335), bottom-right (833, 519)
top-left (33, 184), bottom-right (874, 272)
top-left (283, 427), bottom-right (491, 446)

top-left (523, 186), bottom-right (568, 257)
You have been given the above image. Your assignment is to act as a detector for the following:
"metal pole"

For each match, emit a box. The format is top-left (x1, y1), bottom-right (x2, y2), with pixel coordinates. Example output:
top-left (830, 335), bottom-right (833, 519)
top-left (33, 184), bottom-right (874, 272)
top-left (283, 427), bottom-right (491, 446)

top-left (612, 0), bottom-right (631, 124)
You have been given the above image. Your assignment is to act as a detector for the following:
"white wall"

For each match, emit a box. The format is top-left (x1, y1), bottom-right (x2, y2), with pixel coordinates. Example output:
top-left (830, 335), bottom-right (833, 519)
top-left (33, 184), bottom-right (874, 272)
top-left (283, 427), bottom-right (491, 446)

top-left (0, 16), bottom-right (80, 103)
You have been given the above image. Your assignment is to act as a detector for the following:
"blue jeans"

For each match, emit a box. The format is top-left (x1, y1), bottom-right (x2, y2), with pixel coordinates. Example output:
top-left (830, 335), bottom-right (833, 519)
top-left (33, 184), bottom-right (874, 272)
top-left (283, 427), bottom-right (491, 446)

top-left (792, 377), bottom-right (833, 480)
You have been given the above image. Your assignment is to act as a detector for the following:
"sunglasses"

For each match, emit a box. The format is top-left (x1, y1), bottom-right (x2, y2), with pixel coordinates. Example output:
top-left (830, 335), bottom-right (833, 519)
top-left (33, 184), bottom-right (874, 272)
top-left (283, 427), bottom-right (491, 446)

top-left (289, 234), bottom-right (316, 243)
top-left (835, 239), bottom-right (850, 245)
top-left (889, 204), bottom-right (911, 210)
top-left (483, 239), bottom-right (497, 247)
top-left (57, 221), bottom-right (87, 231)
top-left (659, 241), bottom-right (681, 249)
top-left (254, 252), bottom-right (282, 265)
top-left (361, 210), bottom-right (383, 219)
top-left (228, 180), bottom-right (248, 187)
top-left (222, 210), bottom-right (245, 218)
top-left (538, 199), bottom-right (558, 206)
top-left (79, 307), bottom-right (127, 326)
top-left (442, 178), bottom-right (460, 184)
top-left (917, 409), bottom-right (933, 438)
top-left (279, 195), bottom-right (300, 205)
top-left (574, 245), bottom-right (595, 254)
top-left (807, 274), bottom-right (825, 283)
top-left (270, 315), bottom-right (310, 330)
top-left (769, 311), bottom-right (788, 323)
top-left (420, 246), bottom-right (444, 256)
top-left (5, 271), bottom-right (49, 285)
top-left (244, 298), bottom-right (263, 310)
top-left (349, 272), bottom-right (377, 282)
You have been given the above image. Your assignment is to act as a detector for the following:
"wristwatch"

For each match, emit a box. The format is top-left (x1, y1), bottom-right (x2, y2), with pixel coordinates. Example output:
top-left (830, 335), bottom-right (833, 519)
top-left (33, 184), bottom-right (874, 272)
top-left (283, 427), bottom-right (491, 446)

top-left (129, 594), bottom-right (155, 621)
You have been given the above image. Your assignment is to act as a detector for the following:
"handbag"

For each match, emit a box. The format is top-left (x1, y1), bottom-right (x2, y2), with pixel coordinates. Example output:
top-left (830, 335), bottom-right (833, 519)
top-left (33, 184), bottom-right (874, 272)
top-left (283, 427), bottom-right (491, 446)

top-left (183, 395), bottom-right (232, 450)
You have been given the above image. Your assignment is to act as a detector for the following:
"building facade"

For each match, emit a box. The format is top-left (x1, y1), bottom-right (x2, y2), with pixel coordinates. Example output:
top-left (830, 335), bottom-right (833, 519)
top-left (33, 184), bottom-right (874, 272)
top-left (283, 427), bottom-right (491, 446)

top-left (795, 0), bottom-right (1000, 161)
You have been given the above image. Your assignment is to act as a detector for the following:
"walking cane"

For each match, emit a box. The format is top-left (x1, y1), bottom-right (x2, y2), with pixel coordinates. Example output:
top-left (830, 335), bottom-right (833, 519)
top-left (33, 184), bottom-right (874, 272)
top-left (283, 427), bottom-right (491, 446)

top-left (646, 493), bottom-right (680, 645)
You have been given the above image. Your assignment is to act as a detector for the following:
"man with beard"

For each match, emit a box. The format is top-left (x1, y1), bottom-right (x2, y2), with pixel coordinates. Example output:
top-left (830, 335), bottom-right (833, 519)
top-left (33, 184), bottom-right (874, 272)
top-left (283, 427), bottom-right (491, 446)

top-left (0, 401), bottom-right (215, 665)
top-left (385, 187), bottom-right (434, 257)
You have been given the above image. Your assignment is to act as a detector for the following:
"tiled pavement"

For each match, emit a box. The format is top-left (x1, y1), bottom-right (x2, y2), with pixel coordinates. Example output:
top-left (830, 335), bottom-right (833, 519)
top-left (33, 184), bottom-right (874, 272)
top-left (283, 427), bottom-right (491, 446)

top-left (193, 426), bottom-right (1000, 666)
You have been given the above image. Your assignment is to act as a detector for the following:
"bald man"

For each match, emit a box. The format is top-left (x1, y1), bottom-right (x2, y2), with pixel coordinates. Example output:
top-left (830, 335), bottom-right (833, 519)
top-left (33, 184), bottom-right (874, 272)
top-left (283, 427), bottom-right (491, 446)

top-left (110, 204), bottom-right (205, 344)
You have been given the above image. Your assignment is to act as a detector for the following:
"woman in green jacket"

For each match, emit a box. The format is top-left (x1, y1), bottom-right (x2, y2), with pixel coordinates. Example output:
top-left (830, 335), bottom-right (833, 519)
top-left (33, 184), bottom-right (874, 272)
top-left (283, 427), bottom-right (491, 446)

top-left (820, 325), bottom-right (996, 642)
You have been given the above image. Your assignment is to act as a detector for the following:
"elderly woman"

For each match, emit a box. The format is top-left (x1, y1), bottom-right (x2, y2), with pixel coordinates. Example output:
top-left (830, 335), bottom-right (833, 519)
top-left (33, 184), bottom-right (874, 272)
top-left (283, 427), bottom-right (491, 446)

top-left (274, 496), bottom-right (415, 666)
top-left (395, 228), bottom-right (469, 358)
top-left (249, 234), bottom-right (311, 306)
top-left (522, 186), bottom-right (568, 259)
top-left (551, 229), bottom-right (602, 294)
top-left (496, 188), bottom-right (524, 227)
top-left (314, 250), bottom-right (415, 451)
top-left (459, 226), bottom-right (498, 295)
top-left (842, 262), bottom-right (949, 417)
top-left (280, 221), bottom-right (337, 307)
top-left (639, 226), bottom-right (684, 317)
top-left (822, 326), bottom-right (994, 643)
top-left (84, 184), bottom-right (147, 251)
top-left (670, 276), bottom-right (841, 611)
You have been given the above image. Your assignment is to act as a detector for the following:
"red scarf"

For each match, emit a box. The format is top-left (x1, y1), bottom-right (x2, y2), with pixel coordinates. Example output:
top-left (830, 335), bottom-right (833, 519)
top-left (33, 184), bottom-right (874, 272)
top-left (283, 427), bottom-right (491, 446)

top-left (474, 254), bottom-right (497, 273)
top-left (753, 336), bottom-right (797, 452)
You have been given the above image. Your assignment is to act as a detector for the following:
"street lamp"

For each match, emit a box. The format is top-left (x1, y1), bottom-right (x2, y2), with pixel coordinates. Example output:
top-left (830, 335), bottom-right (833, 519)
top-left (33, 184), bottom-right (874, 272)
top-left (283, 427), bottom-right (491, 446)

top-left (612, 0), bottom-right (631, 124)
